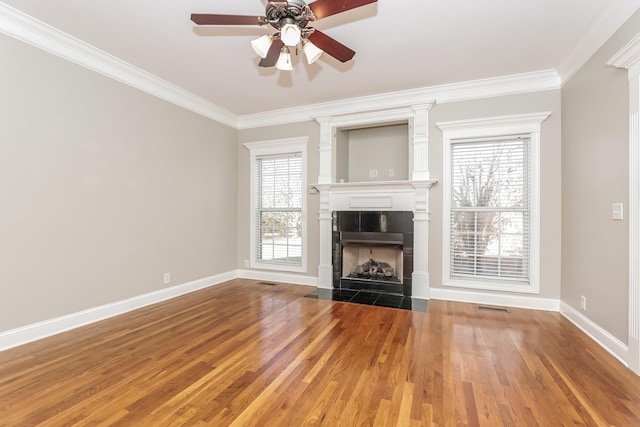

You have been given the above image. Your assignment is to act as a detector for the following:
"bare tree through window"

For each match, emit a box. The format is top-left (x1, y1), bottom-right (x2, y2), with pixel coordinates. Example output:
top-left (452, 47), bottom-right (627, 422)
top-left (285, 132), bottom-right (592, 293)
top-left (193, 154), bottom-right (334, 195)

top-left (256, 154), bottom-right (303, 265)
top-left (450, 138), bottom-right (530, 281)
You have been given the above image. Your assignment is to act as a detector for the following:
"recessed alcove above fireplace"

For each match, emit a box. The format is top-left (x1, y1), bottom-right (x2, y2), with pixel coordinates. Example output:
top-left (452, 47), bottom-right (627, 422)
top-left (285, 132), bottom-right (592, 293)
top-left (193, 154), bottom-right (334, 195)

top-left (336, 123), bottom-right (409, 183)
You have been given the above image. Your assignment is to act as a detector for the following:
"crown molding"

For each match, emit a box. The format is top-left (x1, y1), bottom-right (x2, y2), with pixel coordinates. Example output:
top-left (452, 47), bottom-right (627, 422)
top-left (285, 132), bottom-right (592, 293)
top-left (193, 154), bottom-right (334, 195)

top-left (0, 2), bottom-right (576, 132)
top-left (436, 111), bottom-right (552, 135)
top-left (558, 0), bottom-right (640, 84)
top-left (237, 69), bottom-right (561, 129)
top-left (0, 2), bottom-right (239, 129)
top-left (607, 33), bottom-right (640, 79)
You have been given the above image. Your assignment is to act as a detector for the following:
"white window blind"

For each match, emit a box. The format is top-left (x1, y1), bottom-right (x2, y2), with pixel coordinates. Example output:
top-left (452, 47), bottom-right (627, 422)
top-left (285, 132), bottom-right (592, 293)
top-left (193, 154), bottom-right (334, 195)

top-left (450, 136), bottom-right (530, 282)
top-left (255, 153), bottom-right (303, 266)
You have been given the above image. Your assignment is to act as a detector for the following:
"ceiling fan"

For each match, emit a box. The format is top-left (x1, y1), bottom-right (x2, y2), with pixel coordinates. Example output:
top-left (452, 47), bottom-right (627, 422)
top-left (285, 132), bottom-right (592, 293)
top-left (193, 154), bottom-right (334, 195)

top-left (191, 0), bottom-right (378, 70)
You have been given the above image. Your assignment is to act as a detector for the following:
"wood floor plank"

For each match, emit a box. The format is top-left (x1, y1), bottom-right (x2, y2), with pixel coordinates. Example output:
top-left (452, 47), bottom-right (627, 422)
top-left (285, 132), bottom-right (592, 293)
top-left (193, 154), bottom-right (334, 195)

top-left (1, 279), bottom-right (640, 426)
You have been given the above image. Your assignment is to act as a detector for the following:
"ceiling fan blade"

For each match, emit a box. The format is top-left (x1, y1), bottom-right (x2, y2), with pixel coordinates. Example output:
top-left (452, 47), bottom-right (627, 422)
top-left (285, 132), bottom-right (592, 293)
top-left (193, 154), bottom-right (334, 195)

top-left (259, 39), bottom-right (285, 67)
top-left (191, 14), bottom-right (263, 26)
top-left (308, 0), bottom-right (377, 20)
top-left (308, 30), bottom-right (355, 63)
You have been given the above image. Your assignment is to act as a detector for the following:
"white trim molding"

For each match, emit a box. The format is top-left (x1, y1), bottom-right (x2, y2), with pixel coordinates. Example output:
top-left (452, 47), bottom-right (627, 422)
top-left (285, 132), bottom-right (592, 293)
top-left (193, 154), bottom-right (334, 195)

top-left (0, 1), bottom-right (562, 132)
top-left (560, 302), bottom-right (629, 367)
top-left (558, 0), bottom-right (640, 84)
top-left (237, 269), bottom-right (317, 287)
top-left (239, 70), bottom-right (560, 129)
top-left (0, 3), bottom-right (238, 128)
top-left (244, 137), bottom-right (309, 274)
top-left (430, 288), bottom-right (559, 312)
top-left (607, 34), bottom-right (640, 79)
top-left (313, 106), bottom-right (437, 298)
top-left (437, 112), bottom-right (550, 295)
top-left (1, 267), bottom-right (632, 377)
top-left (5, 0), bottom-right (636, 131)
top-left (430, 290), bottom-right (629, 366)
top-left (0, 271), bottom-right (237, 352)
top-left (608, 37), bottom-right (640, 375)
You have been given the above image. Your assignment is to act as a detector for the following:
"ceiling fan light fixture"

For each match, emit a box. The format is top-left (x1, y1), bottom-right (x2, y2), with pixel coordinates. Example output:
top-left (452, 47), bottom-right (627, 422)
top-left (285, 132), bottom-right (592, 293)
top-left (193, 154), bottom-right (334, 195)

top-left (303, 39), bottom-right (323, 64)
top-left (275, 46), bottom-right (293, 71)
top-left (191, 0), bottom-right (377, 69)
top-left (251, 35), bottom-right (272, 58)
top-left (280, 21), bottom-right (302, 47)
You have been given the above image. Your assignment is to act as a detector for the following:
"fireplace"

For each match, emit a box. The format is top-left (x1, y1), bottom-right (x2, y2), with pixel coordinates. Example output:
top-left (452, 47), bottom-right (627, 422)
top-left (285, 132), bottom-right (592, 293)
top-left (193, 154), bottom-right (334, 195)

top-left (333, 211), bottom-right (414, 296)
top-left (341, 232), bottom-right (403, 283)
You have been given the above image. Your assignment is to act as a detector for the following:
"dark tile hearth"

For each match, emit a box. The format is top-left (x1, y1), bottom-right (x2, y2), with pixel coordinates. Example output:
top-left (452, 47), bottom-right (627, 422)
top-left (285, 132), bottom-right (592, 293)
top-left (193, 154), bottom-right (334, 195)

top-left (305, 289), bottom-right (427, 312)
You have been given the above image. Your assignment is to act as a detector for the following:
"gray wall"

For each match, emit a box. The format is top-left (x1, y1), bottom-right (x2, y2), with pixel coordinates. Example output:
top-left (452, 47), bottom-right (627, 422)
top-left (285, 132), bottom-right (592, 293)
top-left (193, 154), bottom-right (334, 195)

top-left (237, 121), bottom-right (320, 277)
top-left (429, 91), bottom-right (563, 299)
top-left (346, 124), bottom-right (409, 182)
top-left (335, 129), bottom-right (349, 183)
top-left (561, 11), bottom-right (640, 342)
top-left (236, 91), bottom-right (562, 297)
top-left (4, 5), bottom-right (637, 349)
top-left (0, 34), bottom-right (238, 332)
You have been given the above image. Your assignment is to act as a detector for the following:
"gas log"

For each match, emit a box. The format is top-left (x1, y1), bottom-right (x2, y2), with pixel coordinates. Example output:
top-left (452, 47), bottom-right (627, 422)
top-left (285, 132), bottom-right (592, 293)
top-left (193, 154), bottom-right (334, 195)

top-left (353, 258), bottom-right (395, 278)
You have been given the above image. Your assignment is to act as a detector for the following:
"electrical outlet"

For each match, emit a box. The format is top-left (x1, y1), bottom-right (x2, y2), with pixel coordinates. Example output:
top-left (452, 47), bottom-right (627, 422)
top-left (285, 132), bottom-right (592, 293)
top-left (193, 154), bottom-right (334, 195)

top-left (369, 169), bottom-right (378, 178)
top-left (580, 295), bottom-right (587, 311)
top-left (244, 259), bottom-right (250, 268)
top-left (163, 273), bottom-right (171, 285)
top-left (389, 169), bottom-right (395, 177)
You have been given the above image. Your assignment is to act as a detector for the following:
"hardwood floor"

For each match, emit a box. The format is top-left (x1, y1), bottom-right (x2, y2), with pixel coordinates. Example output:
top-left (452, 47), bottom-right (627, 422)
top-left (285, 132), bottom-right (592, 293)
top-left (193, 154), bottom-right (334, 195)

top-left (1, 279), bottom-right (639, 426)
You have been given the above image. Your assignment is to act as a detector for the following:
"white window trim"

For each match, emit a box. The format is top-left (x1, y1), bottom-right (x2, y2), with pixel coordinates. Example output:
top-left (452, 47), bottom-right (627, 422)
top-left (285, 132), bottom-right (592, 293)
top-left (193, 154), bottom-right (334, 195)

top-left (244, 137), bottom-right (308, 273)
top-left (437, 112), bottom-right (550, 294)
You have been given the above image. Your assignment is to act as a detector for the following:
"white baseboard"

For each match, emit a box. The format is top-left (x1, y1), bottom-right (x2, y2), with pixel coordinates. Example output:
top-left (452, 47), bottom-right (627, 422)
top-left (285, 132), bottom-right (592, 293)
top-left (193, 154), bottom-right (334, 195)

top-left (1, 272), bottom-right (629, 373)
top-left (0, 270), bottom-right (237, 352)
top-left (428, 288), bottom-right (627, 366)
top-left (430, 287), bottom-right (560, 311)
top-left (559, 302), bottom-right (629, 366)
top-left (237, 269), bottom-right (317, 287)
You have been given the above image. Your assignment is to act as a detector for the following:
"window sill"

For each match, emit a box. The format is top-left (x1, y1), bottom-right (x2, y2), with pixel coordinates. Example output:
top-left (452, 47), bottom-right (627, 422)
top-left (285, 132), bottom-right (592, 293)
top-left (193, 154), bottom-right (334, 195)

top-left (250, 261), bottom-right (307, 274)
top-left (443, 277), bottom-right (539, 294)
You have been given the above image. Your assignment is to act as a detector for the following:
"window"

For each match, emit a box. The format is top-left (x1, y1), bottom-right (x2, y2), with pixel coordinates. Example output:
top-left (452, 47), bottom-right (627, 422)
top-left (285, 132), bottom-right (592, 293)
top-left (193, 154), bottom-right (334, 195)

top-left (450, 136), bottom-right (530, 281)
top-left (245, 138), bottom-right (307, 273)
top-left (438, 113), bottom-right (549, 294)
top-left (256, 154), bottom-right (302, 265)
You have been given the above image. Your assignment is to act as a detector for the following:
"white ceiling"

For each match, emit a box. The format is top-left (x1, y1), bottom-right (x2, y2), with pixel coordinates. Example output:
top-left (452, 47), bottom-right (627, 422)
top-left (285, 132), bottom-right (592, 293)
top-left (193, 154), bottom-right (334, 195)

top-left (1, 1), bottom-right (638, 116)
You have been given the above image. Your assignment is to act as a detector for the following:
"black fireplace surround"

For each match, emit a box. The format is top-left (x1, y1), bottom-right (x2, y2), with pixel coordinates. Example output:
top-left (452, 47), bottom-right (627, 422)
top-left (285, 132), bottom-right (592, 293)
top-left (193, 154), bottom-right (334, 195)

top-left (332, 211), bottom-right (414, 296)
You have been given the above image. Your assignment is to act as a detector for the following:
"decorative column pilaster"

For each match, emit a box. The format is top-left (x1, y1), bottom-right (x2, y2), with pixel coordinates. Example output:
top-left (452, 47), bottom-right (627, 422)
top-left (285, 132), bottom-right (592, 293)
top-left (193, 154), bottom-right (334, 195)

top-left (608, 35), bottom-right (640, 375)
top-left (411, 104), bottom-right (433, 181)
top-left (629, 75), bottom-right (640, 374)
top-left (316, 117), bottom-right (333, 185)
top-left (315, 116), bottom-right (334, 288)
top-left (410, 103), bottom-right (434, 299)
top-left (412, 181), bottom-right (436, 298)
top-left (316, 184), bottom-right (333, 289)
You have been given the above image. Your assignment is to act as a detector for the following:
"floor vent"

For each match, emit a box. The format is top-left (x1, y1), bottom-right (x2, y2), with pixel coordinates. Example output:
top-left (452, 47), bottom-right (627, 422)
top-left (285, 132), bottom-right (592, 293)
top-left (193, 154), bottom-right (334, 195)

top-left (257, 281), bottom-right (278, 286)
top-left (476, 305), bottom-right (510, 313)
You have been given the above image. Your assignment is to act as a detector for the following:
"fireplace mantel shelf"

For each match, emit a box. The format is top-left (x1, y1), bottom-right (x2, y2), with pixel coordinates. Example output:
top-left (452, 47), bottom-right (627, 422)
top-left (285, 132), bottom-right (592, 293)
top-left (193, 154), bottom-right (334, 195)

top-left (310, 180), bottom-right (437, 214)
top-left (310, 179), bottom-right (437, 194)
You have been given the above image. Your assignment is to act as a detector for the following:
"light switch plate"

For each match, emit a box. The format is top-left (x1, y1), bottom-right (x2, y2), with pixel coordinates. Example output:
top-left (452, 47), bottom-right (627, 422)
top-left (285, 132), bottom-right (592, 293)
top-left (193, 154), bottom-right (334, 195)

top-left (612, 203), bottom-right (623, 220)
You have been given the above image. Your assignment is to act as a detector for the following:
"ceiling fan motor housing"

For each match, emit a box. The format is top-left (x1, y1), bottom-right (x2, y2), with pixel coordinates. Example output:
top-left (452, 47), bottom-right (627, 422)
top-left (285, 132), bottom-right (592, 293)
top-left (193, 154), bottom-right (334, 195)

top-left (265, 0), bottom-right (314, 30)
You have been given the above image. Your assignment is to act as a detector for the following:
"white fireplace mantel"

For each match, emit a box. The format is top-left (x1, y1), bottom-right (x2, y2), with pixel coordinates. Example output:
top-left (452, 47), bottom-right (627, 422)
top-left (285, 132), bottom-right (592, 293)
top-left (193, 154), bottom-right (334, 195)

top-left (313, 104), bottom-right (436, 299)
top-left (311, 180), bottom-right (437, 212)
